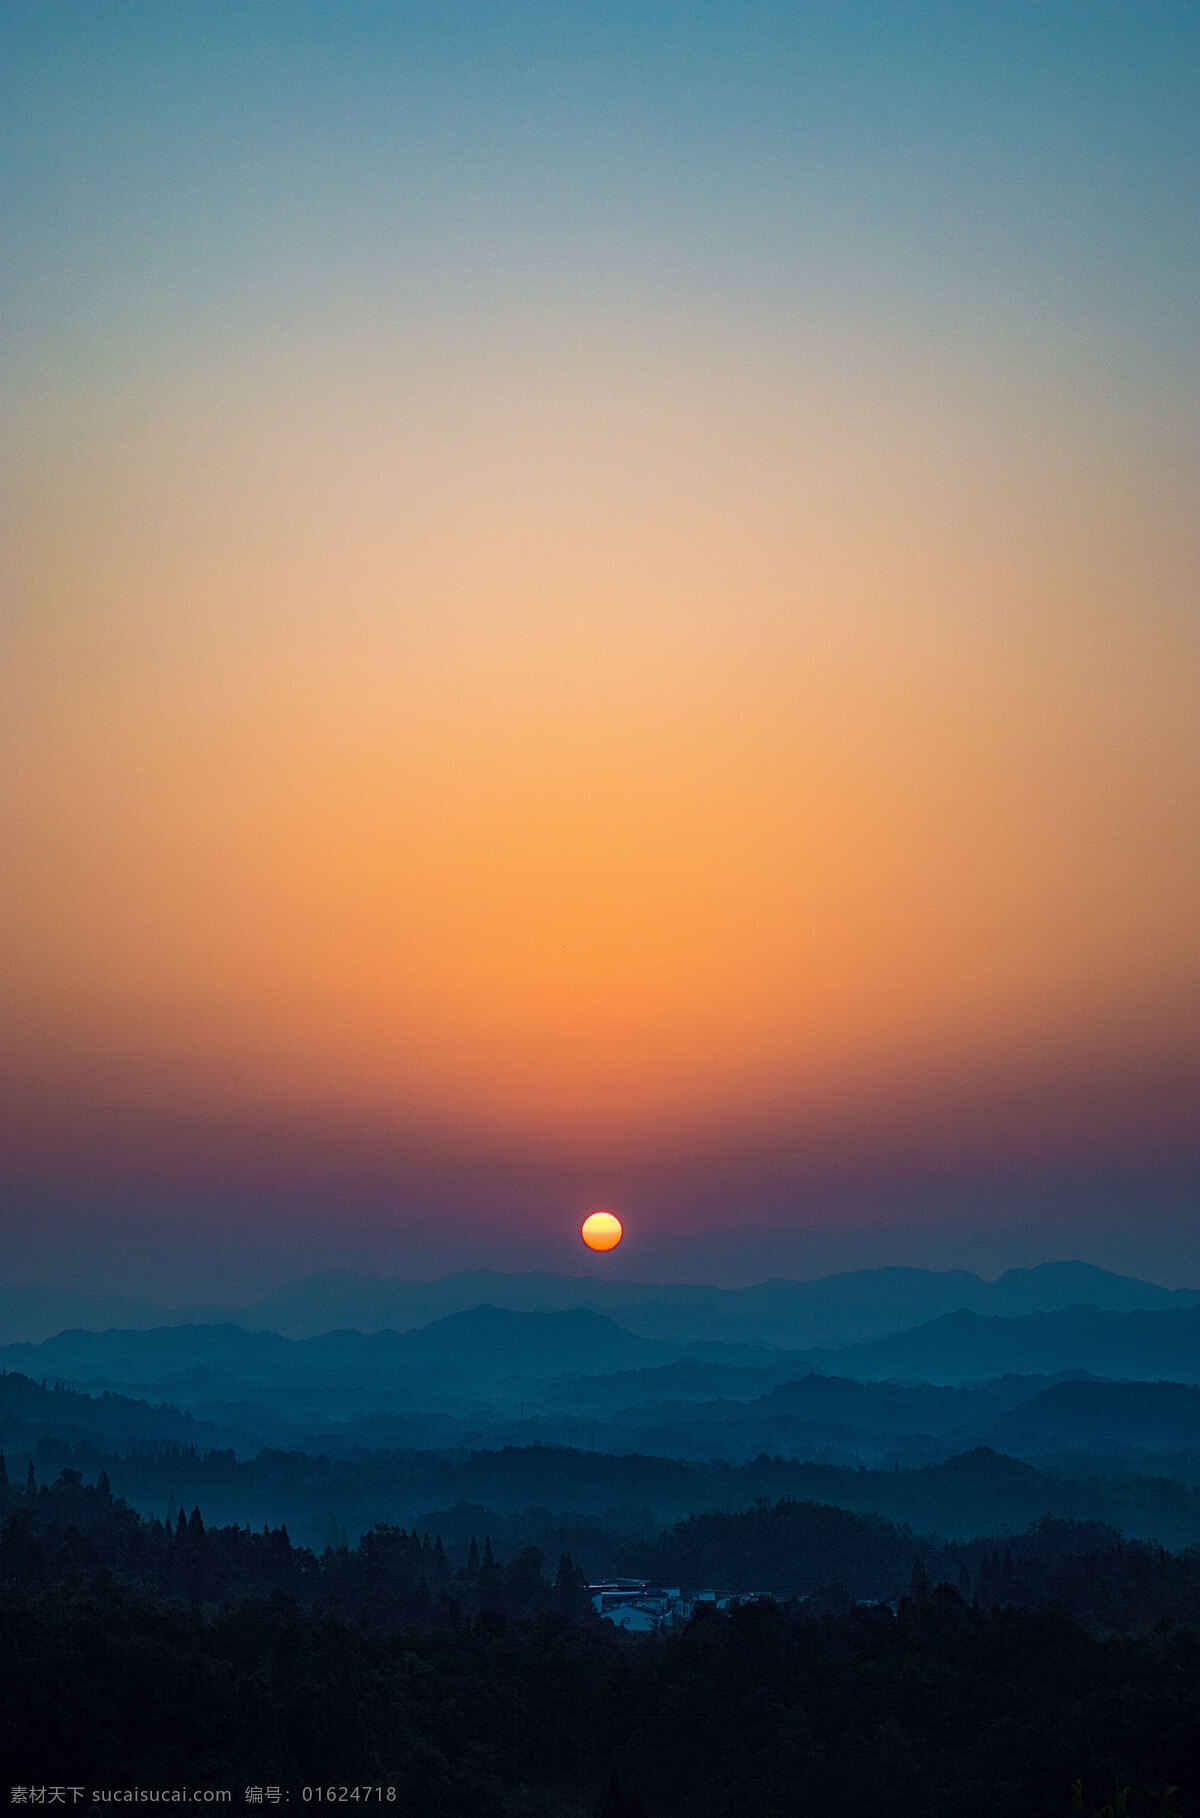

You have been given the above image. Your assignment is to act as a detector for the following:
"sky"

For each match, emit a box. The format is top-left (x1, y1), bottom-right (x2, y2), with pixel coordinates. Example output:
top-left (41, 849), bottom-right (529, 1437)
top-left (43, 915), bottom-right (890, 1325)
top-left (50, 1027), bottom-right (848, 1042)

top-left (1, 2), bottom-right (1198, 1294)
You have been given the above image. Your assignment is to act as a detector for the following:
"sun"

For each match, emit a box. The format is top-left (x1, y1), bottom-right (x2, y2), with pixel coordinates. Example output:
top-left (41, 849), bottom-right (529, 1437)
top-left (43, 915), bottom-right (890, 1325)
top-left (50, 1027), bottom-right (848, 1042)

top-left (581, 1210), bottom-right (623, 1252)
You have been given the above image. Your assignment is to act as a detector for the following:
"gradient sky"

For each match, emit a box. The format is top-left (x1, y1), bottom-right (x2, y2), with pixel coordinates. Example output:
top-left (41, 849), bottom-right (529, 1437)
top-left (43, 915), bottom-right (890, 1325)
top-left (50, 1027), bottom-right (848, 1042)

top-left (2, 2), bottom-right (1198, 1291)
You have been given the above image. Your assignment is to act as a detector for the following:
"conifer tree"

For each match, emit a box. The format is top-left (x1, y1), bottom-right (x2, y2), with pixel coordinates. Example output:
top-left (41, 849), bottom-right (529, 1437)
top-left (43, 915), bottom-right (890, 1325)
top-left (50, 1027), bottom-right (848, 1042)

top-left (478, 1537), bottom-right (505, 1612)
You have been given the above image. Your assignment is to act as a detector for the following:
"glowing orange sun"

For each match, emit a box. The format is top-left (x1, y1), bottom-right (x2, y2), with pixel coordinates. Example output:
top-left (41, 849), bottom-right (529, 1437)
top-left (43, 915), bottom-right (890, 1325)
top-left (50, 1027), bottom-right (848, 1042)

top-left (581, 1210), bottom-right (623, 1252)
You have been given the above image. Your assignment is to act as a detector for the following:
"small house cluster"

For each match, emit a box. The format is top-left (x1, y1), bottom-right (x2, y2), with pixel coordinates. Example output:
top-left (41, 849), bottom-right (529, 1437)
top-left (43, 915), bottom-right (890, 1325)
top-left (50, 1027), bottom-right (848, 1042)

top-left (589, 1578), bottom-right (772, 1631)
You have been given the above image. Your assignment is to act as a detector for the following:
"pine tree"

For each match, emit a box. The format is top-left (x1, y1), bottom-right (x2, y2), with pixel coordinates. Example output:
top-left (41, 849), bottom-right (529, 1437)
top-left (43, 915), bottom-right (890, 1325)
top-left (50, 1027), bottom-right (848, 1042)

top-left (555, 1552), bottom-right (592, 1620)
top-left (478, 1537), bottom-right (505, 1613)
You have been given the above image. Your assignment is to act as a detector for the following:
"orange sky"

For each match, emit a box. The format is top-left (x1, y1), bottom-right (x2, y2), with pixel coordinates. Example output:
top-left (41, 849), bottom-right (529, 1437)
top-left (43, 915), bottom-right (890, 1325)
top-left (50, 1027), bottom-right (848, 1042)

top-left (4, 328), bottom-right (1197, 1162)
top-left (1, 4), bottom-right (1197, 1280)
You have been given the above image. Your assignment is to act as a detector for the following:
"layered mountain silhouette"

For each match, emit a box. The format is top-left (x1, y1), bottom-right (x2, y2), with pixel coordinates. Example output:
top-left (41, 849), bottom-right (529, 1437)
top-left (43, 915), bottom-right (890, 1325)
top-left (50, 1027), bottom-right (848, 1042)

top-left (790, 1304), bottom-right (1200, 1386)
top-left (988, 1377), bottom-right (1200, 1451)
top-left (0, 1303), bottom-right (666, 1395)
top-left (0, 1370), bottom-right (247, 1453)
top-left (5, 1296), bottom-right (1199, 1464)
top-left (213, 1259), bottom-right (1200, 1346)
top-left (2, 1260), bottom-right (1195, 1347)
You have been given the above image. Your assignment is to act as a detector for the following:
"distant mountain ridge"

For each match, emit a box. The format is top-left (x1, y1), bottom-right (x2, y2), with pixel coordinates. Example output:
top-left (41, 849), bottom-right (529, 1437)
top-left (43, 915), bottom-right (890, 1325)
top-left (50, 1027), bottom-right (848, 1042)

top-left (792, 1304), bottom-right (1200, 1386)
top-left (240, 1260), bottom-right (1200, 1346)
top-left (0, 1371), bottom-right (247, 1453)
top-left (988, 1378), bottom-right (1200, 1451)
top-left (0, 1304), bottom-right (666, 1392)
top-left (1, 1259), bottom-right (1194, 1347)
top-left (5, 1299), bottom-right (1200, 1466)
top-left (6, 1328), bottom-right (1198, 1486)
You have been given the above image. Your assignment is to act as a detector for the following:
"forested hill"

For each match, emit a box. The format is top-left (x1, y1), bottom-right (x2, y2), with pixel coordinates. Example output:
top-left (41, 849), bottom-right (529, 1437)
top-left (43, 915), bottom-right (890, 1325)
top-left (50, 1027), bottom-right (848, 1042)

top-left (9, 1434), bottom-right (1200, 1550)
top-left (615, 1499), bottom-right (1200, 1628)
top-left (3, 1461), bottom-right (1198, 1811)
top-left (0, 1369), bottom-right (248, 1451)
top-left (5, 1456), bottom-right (1200, 1629)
